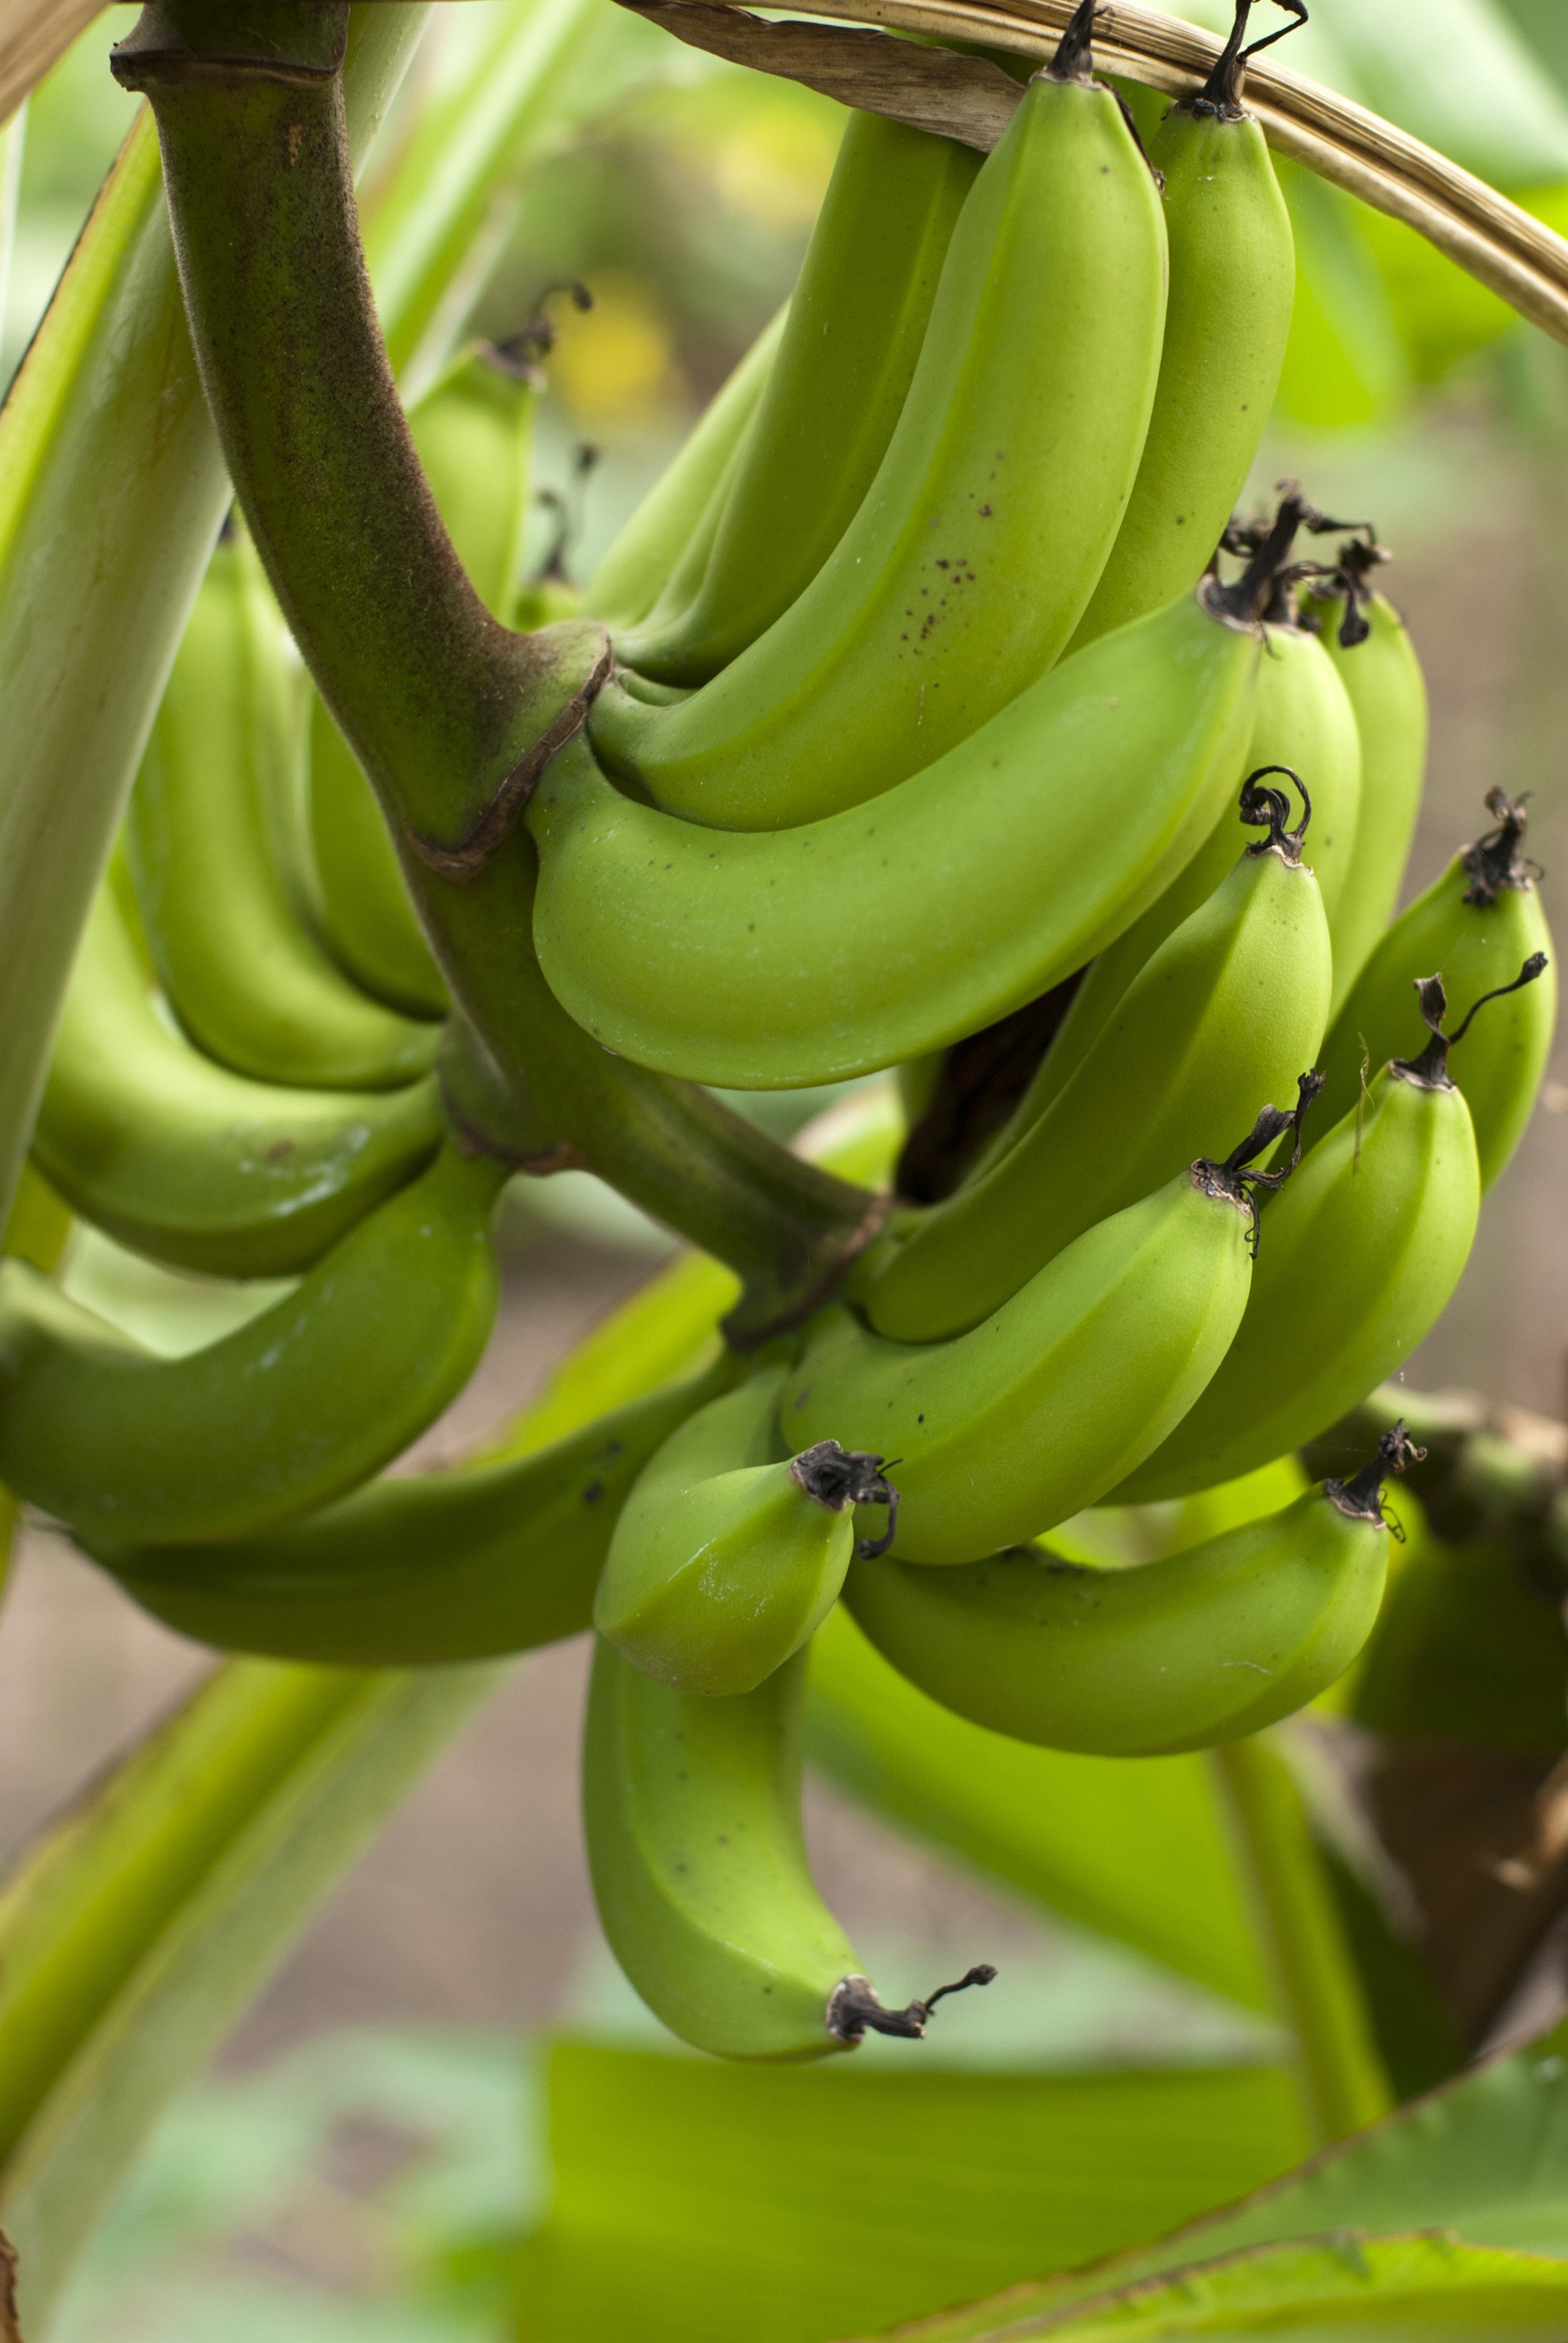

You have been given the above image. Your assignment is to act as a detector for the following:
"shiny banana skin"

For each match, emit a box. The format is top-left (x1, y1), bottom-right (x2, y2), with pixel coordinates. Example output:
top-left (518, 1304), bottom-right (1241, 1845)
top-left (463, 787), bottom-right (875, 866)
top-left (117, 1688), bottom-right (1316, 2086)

top-left (31, 882), bottom-right (441, 1280)
top-left (863, 783), bottom-right (1331, 1341)
top-left (843, 1448), bottom-right (1403, 1757)
top-left (1065, 100), bottom-right (1293, 652)
top-left (0, 1144), bottom-right (508, 1546)
top-left (1112, 1070), bottom-right (1482, 1506)
top-left (589, 64), bottom-right (1168, 829)
top-left (1311, 586), bottom-right (1429, 1014)
top-left (83, 1374), bottom-right (723, 1664)
top-left (1244, 621), bottom-right (1362, 936)
top-left (783, 1164), bottom-right (1258, 1565)
top-left (617, 113), bottom-right (982, 685)
top-left (128, 534), bottom-right (437, 1089)
top-left (1309, 794), bottom-right (1555, 1189)
top-left (529, 588), bottom-right (1258, 1090)
top-left (585, 1640), bottom-right (878, 2060)
top-left (579, 305), bottom-right (786, 631)
top-left (309, 340), bottom-right (539, 1021)
top-left (594, 1369), bottom-right (888, 1697)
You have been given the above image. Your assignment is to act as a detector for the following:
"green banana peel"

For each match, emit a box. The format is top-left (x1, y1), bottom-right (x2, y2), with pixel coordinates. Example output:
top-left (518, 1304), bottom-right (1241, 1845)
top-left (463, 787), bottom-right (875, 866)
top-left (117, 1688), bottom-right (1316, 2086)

top-left (0, 4), bottom-right (431, 1240)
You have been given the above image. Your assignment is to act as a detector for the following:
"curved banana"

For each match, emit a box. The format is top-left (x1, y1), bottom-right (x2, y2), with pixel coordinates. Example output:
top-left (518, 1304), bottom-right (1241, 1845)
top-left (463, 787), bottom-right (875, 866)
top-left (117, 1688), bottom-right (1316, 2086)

top-left (783, 1101), bottom-right (1307, 1565)
top-left (862, 772), bottom-right (1331, 1340)
top-left (1245, 613), bottom-right (1362, 935)
top-left (0, 1143), bottom-right (507, 1546)
top-left (309, 338), bottom-right (540, 1019)
top-left (1065, 43), bottom-right (1294, 651)
top-left (1307, 545), bottom-right (1429, 1013)
top-left (589, 26), bottom-right (1168, 829)
top-left (617, 112), bottom-right (982, 685)
top-left (1310, 789), bottom-right (1555, 1188)
top-left (129, 532), bottom-right (438, 1089)
top-left (1112, 976), bottom-right (1503, 1505)
top-left (579, 305), bottom-right (786, 631)
top-left (83, 1375), bottom-right (721, 1664)
top-left (528, 585), bottom-right (1258, 1089)
top-left (584, 1637), bottom-right (993, 2059)
top-left (594, 1367), bottom-right (897, 1696)
top-left (843, 1428), bottom-right (1417, 1756)
top-left (31, 881), bottom-right (441, 1279)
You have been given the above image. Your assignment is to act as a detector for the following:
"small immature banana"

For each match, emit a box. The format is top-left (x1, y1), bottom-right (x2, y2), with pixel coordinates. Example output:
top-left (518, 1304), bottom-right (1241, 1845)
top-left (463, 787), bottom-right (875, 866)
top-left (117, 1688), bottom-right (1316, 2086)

top-left (783, 1099), bottom-right (1310, 1565)
top-left (528, 585), bottom-right (1258, 1089)
top-left (584, 1637), bottom-right (993, 2059)
top-left (309, 338), bottom-right (540, 1019)
top-left (862, 772), bottom-right (1331, 1341)
top-left (1306, 541), bottom-right (1428, 1012)
top-left (590, 15), bottom-right (1169, 829)
top-left (32, 882), bottom-right (441, 1279)
top-left (129, 533), bottom-right (437, 1089)
top-left (845, 1428), bottom-right (1419, 1755)
top-left (1066, 16), bottom-right (1295, 651)
top-left (0, 1144), bottom-right (507, 1546)
top-left (1310, 789), bottom-right (1555, 1188)
top-left (594, 1368), bottom-right (897, 1696)
top-left (579, 305), bottom-right (786, 632)
top-left (617, 112), bottom-right (982, 685)
top-left (1111, 972), bottom-right (1520, 1504)
top-left (83, 1375), bottom-right (724, 1664)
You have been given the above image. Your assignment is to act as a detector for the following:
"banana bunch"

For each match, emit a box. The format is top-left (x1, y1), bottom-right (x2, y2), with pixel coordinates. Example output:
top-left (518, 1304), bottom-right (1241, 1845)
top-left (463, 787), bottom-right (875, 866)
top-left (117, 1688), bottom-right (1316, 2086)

top-left (18, 0), bottom-right (1559, 2069)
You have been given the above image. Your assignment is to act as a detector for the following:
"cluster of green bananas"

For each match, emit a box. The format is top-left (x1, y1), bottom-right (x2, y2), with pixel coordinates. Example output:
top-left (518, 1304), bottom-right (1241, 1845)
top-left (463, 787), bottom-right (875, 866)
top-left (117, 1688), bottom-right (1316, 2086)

top-left (7, 0), bottom-right (1558, 2066)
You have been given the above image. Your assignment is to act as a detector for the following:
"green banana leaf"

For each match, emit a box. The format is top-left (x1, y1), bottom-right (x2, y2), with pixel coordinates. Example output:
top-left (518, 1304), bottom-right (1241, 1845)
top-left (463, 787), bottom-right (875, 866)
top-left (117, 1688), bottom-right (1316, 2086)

top-left (884, 2011), bottom-right (1568, 2339)
top-left (512, 2041), bottom-right (1310, 2343)
top-left (952, 2235), bottom-right (1568, 2340)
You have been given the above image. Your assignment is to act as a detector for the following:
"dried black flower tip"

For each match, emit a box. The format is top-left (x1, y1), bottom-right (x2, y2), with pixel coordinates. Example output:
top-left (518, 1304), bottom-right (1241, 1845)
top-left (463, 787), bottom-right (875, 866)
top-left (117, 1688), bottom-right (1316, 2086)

top-left (1393, 957), bottom-right (1548, 1091)
top-left (790, 1440), bottom-right (901, 1559)
top-left (1045, 0), bottom-right (1097, 83)
top-left (1239, 764), bottom-right (1311, 862)
top-left (1211, 489), bottom-right (1310, 625)
top-left (1190, 0), bottom-right (1307, 119)
top-left (1326, 1420), bottom-right (1427, 1526)
top-left (1193, 1071), bottom-right (1324, 1253)
top-left (827, 1965), bottom-right (998, 2046)
top-left (1463, 787), bottom-right (1536, 906)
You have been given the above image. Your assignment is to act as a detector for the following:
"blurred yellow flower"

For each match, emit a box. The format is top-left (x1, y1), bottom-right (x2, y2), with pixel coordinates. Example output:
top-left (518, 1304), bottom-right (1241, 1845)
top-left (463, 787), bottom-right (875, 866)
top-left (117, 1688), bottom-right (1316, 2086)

top-left (547, 274), bottom-right (685, 423)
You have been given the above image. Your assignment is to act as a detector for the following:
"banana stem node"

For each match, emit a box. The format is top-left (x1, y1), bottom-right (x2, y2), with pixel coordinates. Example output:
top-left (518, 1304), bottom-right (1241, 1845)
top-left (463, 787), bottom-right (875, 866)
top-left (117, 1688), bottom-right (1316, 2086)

top-left (1324, 1421), bottom-right (1426, 1526)
top-left (826, 1964), bottom-right (997, 2046)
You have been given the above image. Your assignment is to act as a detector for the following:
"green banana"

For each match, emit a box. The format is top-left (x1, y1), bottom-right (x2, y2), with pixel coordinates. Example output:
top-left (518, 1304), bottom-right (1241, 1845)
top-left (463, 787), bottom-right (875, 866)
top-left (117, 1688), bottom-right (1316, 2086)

top-left (862, 770), bottom-right (1331, 1341)
top-left (0, 1142), bottom-right (507, 1546)
top-left (616, 111), bottom-right (982, 685)
top-left (1310, 789), bottom-right (1556, 1188)
top-left (1306, 542), bottom-right (1429, 1013)
top-left (783, 1098), bottom-right (1310, 1565)
top-left (843, 1427), bottom-right (1417, 1756)
top-left (579, 305), bottom-right (786, 631)
top-left (1110, 969), bottom-right (1527, 1505)
top-left (308, 338), bottom-right (541, 1020)
top-left (128, 532), bottom-right (438, 1089)
top-left (583, 1636), bottom-right (993, 2059)
top-left (1244, 610), bottom-right (1362, 935)
top-left (590, 19), bottom-right (1168, 829)
top-left (31, 880), bottom-right (441, 1279)
top-left (83, 1374), bottom-right (723, 1665)
top-left (594, 1368), bottom-right (897, 1697)
top-left (1065, 21), bottom-right (1295, 651)
top-left (528, 584), bottom-right (1258, 1090)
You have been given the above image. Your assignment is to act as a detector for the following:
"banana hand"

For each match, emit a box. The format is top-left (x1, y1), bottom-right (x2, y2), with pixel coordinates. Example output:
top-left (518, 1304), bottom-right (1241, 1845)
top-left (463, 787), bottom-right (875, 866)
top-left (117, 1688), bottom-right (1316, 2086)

top-left (844, 1427), bottom-right (1418, 1755)
top-left (782, 1101), bottom-right (1308, 1564)
top-left (590, 42), bottom-right (1168, 829)
top-left (0, 1143), bottom-right (507, 1545)
top-left (33, 880), bottom-right (441, 1278)
top-left (864, 770), bottom-right (1331, 1340)
top-left (528, 586), bottom-right (1258, 1090)
top-left (594, 1367), bottom-right (897, 1696)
